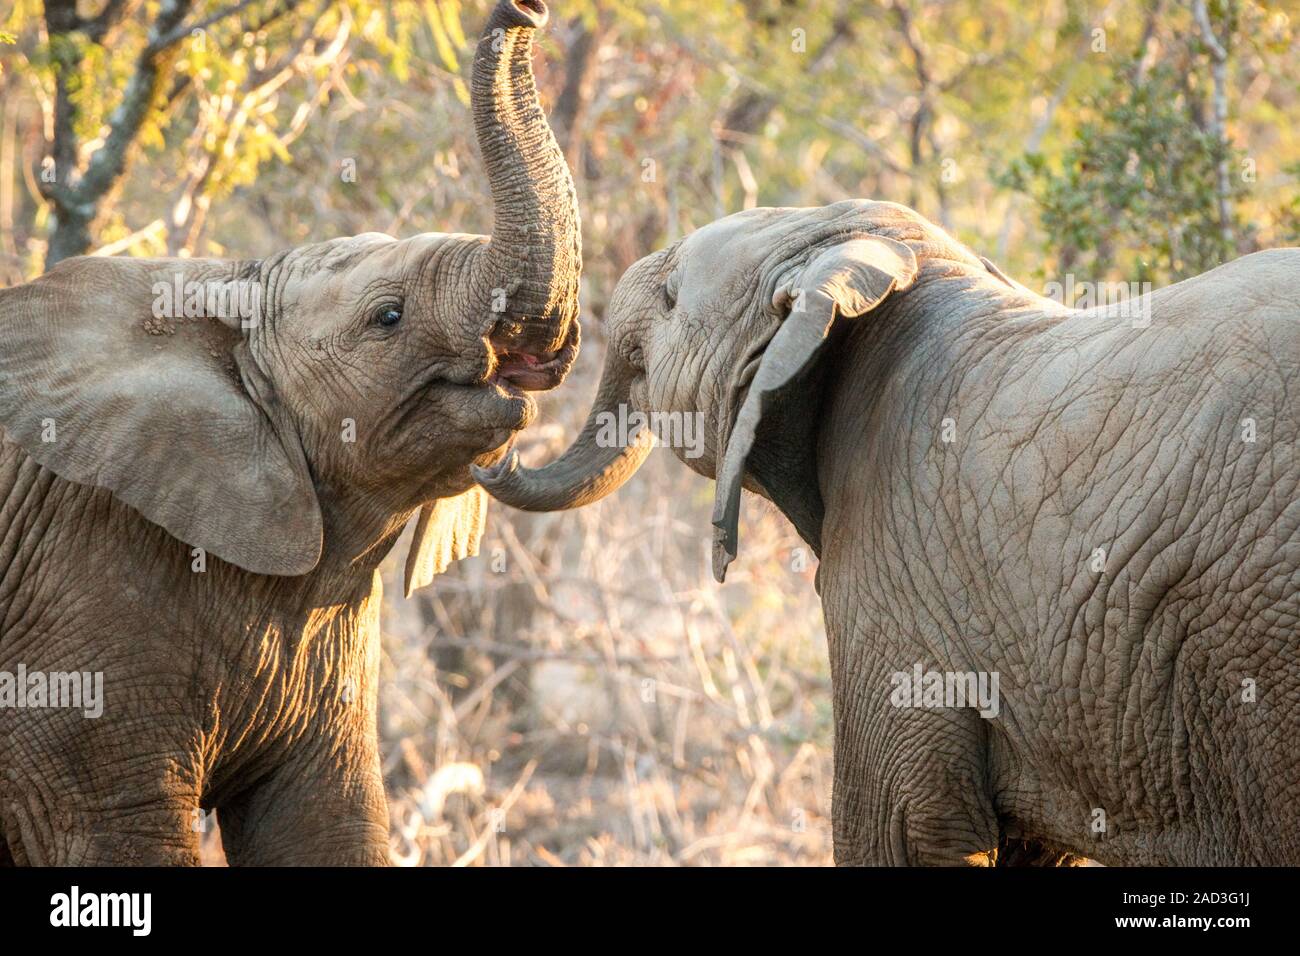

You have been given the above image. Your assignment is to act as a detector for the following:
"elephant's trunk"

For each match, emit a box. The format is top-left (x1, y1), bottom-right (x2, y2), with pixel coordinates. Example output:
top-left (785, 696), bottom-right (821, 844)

top-left (472, 0), bottom-right (581, 360)
top-left (472, 347), bottom-right (653, 510)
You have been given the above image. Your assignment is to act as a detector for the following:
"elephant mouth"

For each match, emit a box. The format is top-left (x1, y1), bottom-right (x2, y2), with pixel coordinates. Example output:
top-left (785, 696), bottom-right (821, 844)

top-left (489, 320), bottom-right (580, 392)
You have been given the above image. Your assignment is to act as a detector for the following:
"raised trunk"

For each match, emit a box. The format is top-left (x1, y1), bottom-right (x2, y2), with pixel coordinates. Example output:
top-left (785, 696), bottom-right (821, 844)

top-left (472, 347), bottom-right (653, 510)
top-left (472, 0), bottom-right (582, 358)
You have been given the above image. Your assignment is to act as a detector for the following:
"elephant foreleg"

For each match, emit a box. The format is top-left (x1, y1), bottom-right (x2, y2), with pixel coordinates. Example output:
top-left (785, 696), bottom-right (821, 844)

top-left (1, 748), bottom-right (203, 865)
top-left (217, 739), bottom-right (389, 867)
top-left (832, 691), bottom-right (1001, 866)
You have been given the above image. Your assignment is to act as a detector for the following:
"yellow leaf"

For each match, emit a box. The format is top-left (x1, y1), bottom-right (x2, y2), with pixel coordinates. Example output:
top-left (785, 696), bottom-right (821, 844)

top-left (444, 0), bottom-right (467, 50)
top-left (425, 1), bottom-right (460, 73)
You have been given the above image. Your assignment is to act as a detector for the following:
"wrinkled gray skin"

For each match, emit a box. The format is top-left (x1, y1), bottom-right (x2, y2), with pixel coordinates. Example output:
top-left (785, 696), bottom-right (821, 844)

top-left (0, 0), bottom-right (580, 866)
top-left (477, 200), bottom-right (1300, 865)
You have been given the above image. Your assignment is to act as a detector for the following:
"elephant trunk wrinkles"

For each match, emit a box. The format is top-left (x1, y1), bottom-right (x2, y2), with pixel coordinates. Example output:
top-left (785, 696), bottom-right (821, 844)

top-left (472, 0), bottom-right (581, 357)
top-left (473, 347), bottom-right (653, 510)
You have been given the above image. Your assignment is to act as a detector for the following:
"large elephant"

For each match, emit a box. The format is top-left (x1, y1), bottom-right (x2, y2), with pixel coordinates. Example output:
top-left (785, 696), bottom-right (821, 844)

top-left (476, 199), bottom-right (1300, 865)
top-left (0, 0), bottom-right (578, 866)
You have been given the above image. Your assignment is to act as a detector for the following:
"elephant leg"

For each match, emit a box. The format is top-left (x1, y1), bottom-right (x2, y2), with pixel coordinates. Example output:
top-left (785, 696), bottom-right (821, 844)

top-left (217, 737), bottom-right (390, 866)
top-left (832, 697), bottom-right (1000, 866)
top-left (9, 797), bottom-right (203, 866)
top-left (72, 798), bottom-right (204, 866)
top-left (1, 745), bottom-right (203, 866)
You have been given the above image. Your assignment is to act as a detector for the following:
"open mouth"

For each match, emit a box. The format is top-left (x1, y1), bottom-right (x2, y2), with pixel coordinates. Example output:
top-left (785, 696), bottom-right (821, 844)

top-left (490, 321), bottom-right (580, 392)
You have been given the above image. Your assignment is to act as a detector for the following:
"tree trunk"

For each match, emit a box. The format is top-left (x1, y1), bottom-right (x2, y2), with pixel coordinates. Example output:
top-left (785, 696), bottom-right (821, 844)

top-left (1192, 0), bottom-right (1235, 257)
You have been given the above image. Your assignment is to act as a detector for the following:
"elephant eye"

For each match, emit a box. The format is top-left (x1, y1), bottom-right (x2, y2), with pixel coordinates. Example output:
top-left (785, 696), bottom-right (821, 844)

top-left (663, 271), bottom-right (680, 309)
top-left (373, 303), bottom-right (403, 329)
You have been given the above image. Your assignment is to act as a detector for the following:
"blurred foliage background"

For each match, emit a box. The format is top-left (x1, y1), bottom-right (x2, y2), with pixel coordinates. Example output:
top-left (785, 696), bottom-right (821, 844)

top-left (0, 0), bottom-right (1296, 865)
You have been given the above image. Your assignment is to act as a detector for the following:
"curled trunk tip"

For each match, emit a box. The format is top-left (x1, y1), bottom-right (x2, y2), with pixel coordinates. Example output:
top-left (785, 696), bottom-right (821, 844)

top-left (472, 348), bottom-right (652, 511)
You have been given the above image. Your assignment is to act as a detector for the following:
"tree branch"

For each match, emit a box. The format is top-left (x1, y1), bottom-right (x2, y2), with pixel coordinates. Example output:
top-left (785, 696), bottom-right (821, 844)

top-left (83, 0), bottom-right (137, 45)
top-left (152, 0), bottom-right (297, 53)
top-left (76, 0), bottom-right (196, 201)
top-left (38, 0), bottom-right (202, 263)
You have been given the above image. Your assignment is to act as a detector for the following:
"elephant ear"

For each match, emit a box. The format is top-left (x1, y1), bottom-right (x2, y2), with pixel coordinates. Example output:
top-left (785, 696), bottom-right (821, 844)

top-left (0, 257), bottom-right (322, 576)
top-left (403, 486), bottom-right (488, 597)
top-left (711, 236), bottom-right (918, 582)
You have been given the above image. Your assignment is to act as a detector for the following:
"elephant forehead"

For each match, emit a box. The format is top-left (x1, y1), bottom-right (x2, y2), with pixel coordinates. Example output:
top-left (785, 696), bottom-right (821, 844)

top-left (681, 211), bottom-right (787, 264)
top-left (682, 201), bottom-right (935, 274)
top-left (270, 234), bottom-right (468, 320)
top-left (276, 233), bottom-right (397, 275)
top-left (274, 232), bottom-right (474, 285)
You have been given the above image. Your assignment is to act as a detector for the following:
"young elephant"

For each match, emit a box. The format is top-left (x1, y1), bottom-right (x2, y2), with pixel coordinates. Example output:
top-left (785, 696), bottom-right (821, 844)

top-left (0, 0), bottom-right (578, 866)
top-left (476, 199), bottom-right (1300, 865)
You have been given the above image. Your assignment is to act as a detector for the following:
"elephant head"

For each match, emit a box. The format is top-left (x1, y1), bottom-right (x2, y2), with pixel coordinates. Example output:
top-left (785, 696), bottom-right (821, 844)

top-left (0, 0), bottom-right (580, 594)
top-left (474, 200), bottom-right (1030, 579)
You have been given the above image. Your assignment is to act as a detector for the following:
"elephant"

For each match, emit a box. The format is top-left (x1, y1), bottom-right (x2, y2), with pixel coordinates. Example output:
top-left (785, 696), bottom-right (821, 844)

top-left (475, 198), bottom-right (1300, 866)
top-left (0, 0), bottom-right (579, 866)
